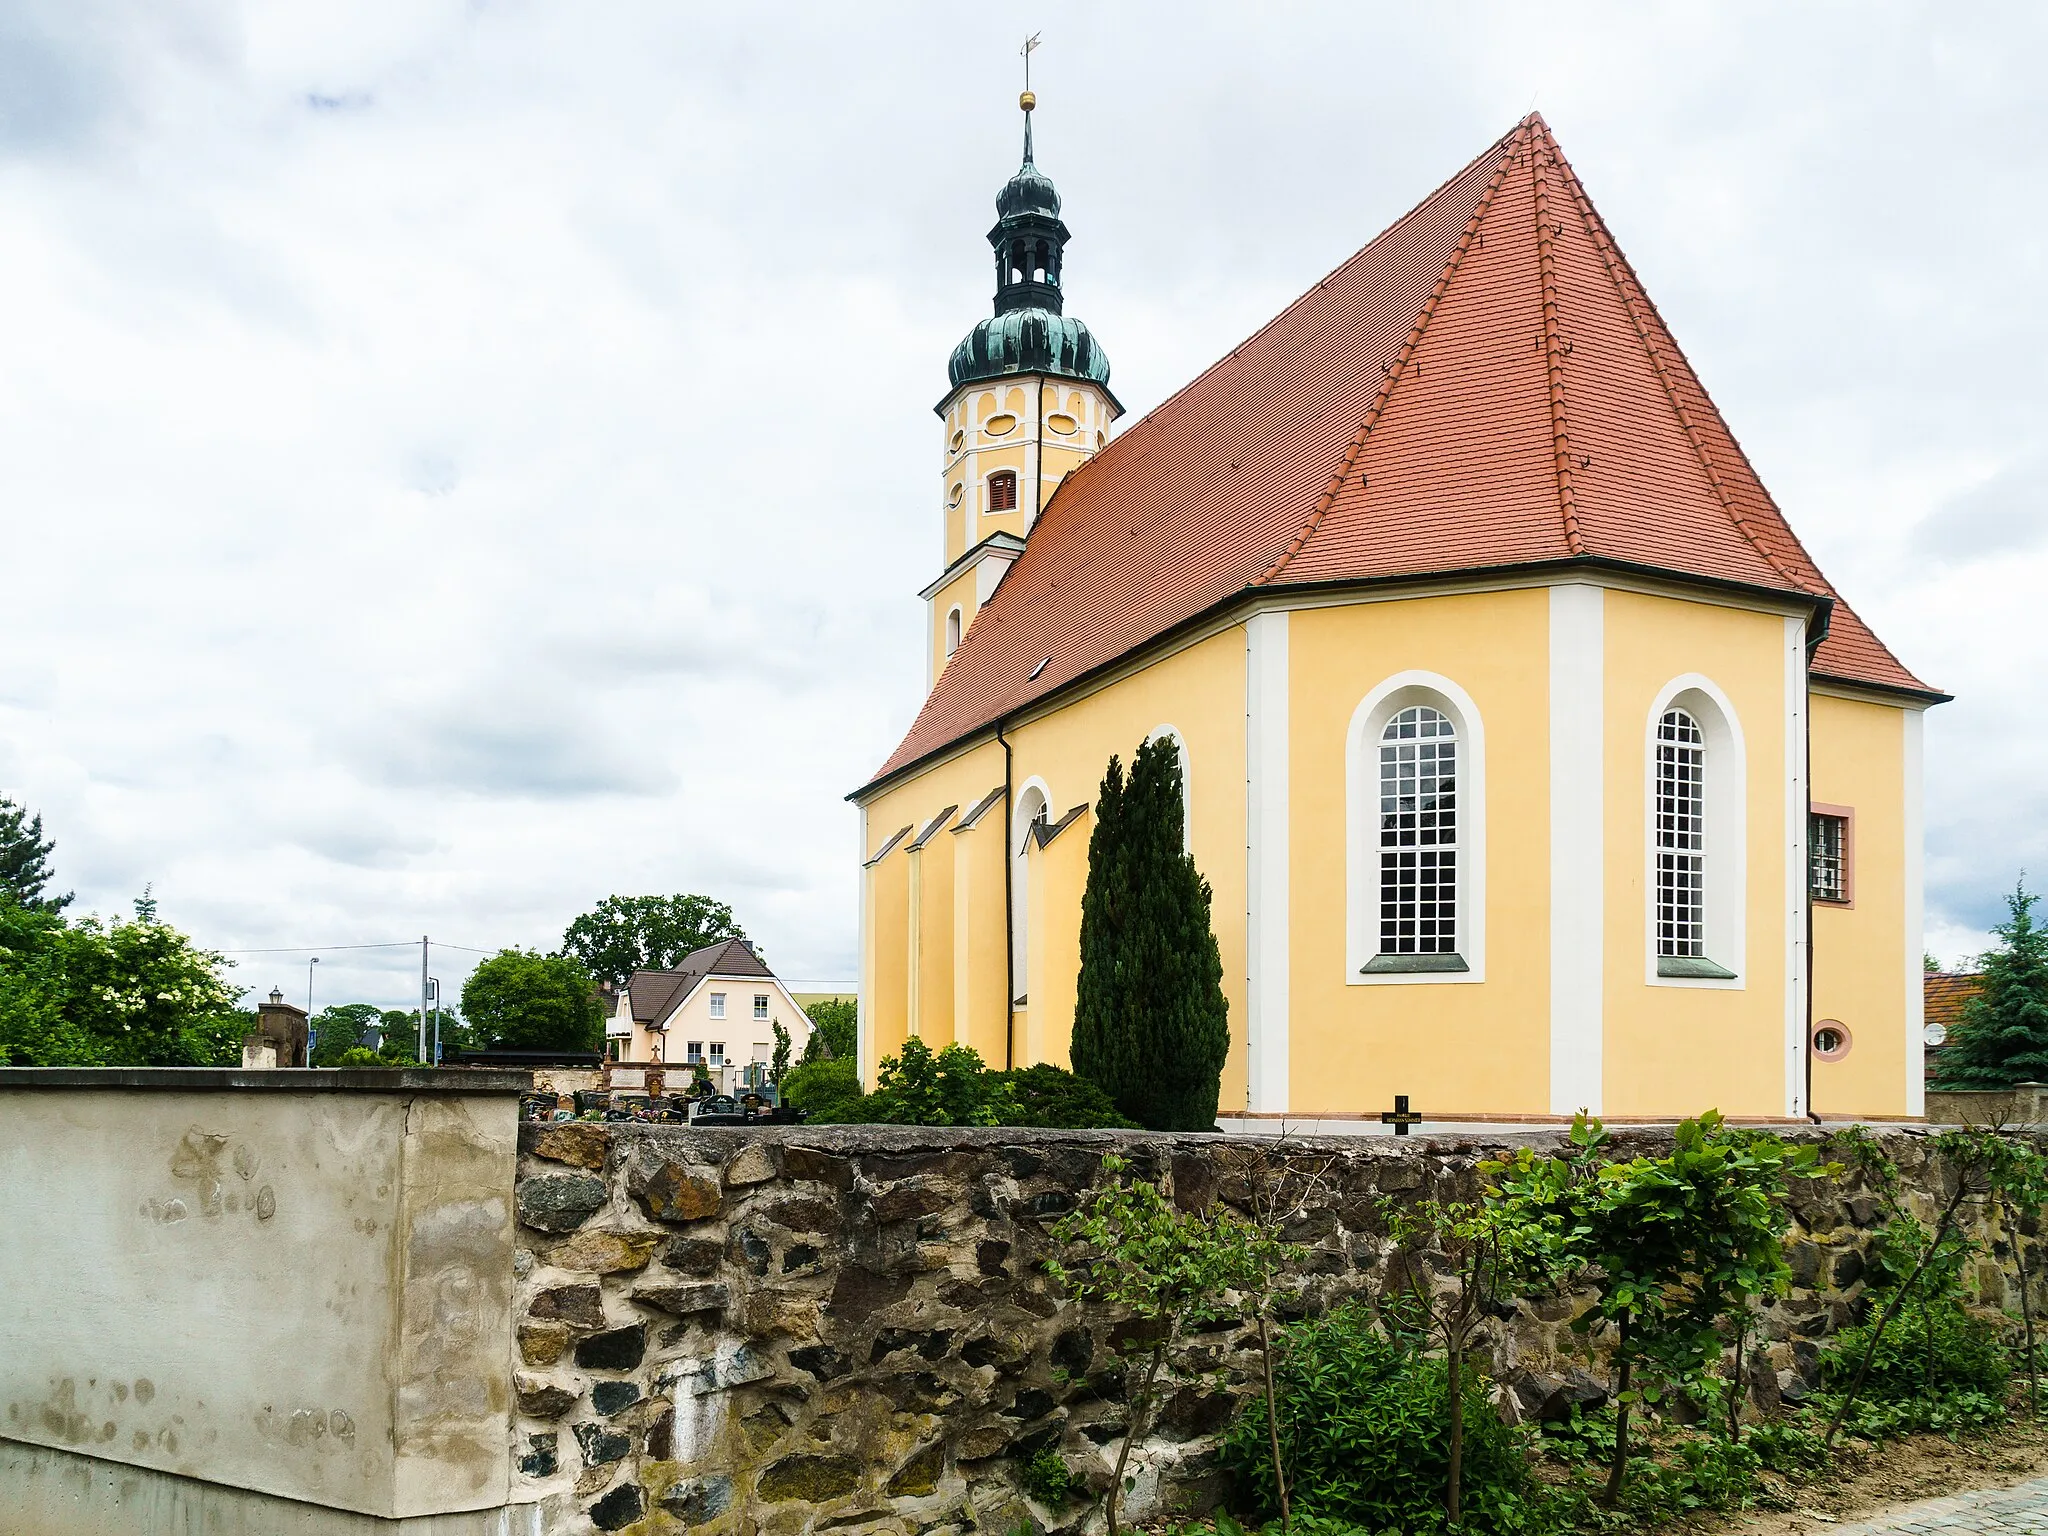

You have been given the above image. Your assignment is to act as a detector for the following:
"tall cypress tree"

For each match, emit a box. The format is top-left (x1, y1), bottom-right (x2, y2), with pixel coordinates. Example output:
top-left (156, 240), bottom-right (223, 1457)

top-left (1933, 880), bottom-right (2048, 1089)
top-left (1070, 736), bottom-right (1230, 1130)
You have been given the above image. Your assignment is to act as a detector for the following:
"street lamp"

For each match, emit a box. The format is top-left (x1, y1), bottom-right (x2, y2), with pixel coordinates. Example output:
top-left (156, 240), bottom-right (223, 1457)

top-left (306, 956), bottom-right (320, 1053)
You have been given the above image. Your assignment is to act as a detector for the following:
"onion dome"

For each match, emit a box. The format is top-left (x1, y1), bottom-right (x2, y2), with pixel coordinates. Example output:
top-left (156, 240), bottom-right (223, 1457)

top-left (943, 97), bottom-right (1116, 404)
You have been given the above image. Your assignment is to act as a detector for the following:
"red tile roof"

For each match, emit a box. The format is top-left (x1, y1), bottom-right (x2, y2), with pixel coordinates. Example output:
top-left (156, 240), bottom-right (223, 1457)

top-left (1924, 972), bottom-right (1984, 1030)
top-left (866, 115), bottom-right (1937, 792)
top-left (625, 938), bottom-right (776, 1027)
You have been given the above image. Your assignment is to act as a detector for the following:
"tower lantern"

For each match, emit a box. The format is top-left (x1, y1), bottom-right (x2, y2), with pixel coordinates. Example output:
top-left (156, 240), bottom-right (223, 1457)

top-left (921, 73), bottom-right (1122, 691)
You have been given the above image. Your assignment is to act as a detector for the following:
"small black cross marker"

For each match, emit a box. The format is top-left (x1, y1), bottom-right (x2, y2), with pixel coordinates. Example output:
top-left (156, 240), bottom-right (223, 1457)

top-left (1380, 1094), bottom-right (1424, 1137)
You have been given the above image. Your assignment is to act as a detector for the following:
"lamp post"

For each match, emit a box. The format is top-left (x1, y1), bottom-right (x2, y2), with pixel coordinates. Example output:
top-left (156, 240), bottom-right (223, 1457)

top-left (306, 956), bottom-right (319, 1051)
top-left (428, 978), bottom-right (442, 1066)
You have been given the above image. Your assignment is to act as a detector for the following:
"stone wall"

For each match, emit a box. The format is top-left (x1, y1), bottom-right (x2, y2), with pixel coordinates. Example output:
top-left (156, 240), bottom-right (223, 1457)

top-left (506, 1123), bottom-right (2039, 1536)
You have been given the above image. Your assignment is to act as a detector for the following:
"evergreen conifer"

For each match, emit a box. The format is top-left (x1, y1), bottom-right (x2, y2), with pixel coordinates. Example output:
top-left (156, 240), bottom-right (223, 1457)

top-left (0, 795), bottom-right (71, 912)
top-left (1934, 880), bottom-right (2048, 1089)
top-left (1070, 736), bottom-right (1230, 1130)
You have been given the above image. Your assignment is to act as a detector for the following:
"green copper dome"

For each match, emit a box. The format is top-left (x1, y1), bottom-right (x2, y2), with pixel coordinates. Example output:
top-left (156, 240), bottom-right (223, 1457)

top-left (949, 309), bottom-right (1111, 392)
top-left (942, 107), bottom-right (1115, 404)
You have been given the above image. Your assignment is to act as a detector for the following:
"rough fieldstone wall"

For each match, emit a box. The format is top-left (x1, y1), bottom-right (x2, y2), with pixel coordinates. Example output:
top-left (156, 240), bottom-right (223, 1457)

top-left (506, 1123), bottom-right (2037, 1536)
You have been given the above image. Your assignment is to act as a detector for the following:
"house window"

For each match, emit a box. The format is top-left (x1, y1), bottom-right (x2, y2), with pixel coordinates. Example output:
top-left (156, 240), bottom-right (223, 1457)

top-left (709, 1042), bottom-right (725, 1067)
top-left (753, 1041), bottom-right (771, 1062)
top-left (1810, 810), bottom-right (1851, 904)
top-left (753, 994), bottom-right (770, 1021)
top-left (946, 607), bottom-right (963, 658)
top-left (1378, 706), bottom-right (1458, 957)
top-left (988, 470), bottom-right (1018, 511)
top-left (708, 993), bottom-right (725, 1019)
top-left (685, 1041), bottom-right (704, 1064)
top-left (1655, 708), bottom-right (1707, 958)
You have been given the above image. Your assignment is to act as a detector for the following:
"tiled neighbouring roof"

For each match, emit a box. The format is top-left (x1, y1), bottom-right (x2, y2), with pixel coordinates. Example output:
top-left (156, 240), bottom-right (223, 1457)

top-left (625, 938), bottom-right (777, 1027)
top-left (1925, 972), bottom-right (1984, 1031)
top-left (866, 114), bottom-right (1936, 793)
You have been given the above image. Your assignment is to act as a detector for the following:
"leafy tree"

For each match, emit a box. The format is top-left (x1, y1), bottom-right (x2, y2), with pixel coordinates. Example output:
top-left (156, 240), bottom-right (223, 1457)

top-left (1378, 1197), bottom-right (1552, 1525)
top-left (0, 794), bottom-right (71, 912)
top-left (1488, 1113), bottom-right (1824, 1504)
top-left (1048, 1154), bottom-right (1293, 1536)
top-left (801, 996), bottom-right (856, 1063)
top-left (1932, 881), bottom-right (2048, 1088)
top-left (460, 949), bottom-right (603, 1052)
top-left (0, 894), bottom-right (240, 1066)
top-left (559, 894), bottom-right (746, 988)
top-left (1070, 736), bottom-right (1229, 1131)
top-left (310, 1003), bottom-right (388, 1066)
top-left (770, 1018), bottom-right (791, 1083)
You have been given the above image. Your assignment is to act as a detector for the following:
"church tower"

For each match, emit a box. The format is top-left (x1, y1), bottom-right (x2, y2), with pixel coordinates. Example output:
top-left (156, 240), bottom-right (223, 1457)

top-left (924, 89), bottom-right (1121, 688)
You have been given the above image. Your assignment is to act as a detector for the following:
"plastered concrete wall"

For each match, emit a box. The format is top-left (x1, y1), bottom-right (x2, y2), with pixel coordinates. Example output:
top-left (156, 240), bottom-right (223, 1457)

top-left (0, 1071), bottom-right (523, 1521)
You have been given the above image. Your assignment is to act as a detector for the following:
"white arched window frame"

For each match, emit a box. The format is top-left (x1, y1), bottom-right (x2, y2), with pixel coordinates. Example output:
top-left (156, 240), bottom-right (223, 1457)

top-left (1644, 676), bottom-right (1745, 987)
top-left (985, 469), bottom-right (1020, 514)
top-left (1346, 672), bottom-right (1486, 985)
top-left (1010, 778), bottom-right (1050, 1005)
top-left (1144, 724), bottom-right (1193, 855)
top-left (945, 606), bottom-right (963, 658)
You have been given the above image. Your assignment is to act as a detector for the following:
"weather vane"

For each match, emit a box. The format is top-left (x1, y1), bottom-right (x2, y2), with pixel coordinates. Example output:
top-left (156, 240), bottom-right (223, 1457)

top-left (1020, 32), bottom-right (1040, 112)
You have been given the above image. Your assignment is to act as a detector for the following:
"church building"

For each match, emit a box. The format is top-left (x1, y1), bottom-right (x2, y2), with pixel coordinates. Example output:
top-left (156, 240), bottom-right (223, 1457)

top-left (852, 104), bottom-right (1946, 1122)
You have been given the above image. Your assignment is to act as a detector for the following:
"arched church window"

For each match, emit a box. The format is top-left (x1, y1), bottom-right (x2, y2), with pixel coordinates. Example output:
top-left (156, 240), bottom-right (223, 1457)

top-left (988, 471), bottom-right (1018, 512)
top-left (1645, 679), bottom-right (1742, 983)
top-left (1654, 709), bottom-right (1706, 959)
top-left (1348, 674), bottom-right (1483, 982)
top-left (945, 607), bottom-right (962, 658)
top-left (1378, 707), bottom-right (1458, 958)
top-left (1011, 782), bottom-right (1050, 1005)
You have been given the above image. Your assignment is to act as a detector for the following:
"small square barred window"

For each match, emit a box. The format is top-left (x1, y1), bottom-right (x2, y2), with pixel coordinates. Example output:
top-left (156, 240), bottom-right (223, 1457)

top-left (1810, 813), bottom-right (1847, 903)
top-left (1378, 705), bottom-right (1458, 955)
top-left (1655, 708), bottom-right (1706, 957)
top-left (988, 471), bottom-right (1018, 511)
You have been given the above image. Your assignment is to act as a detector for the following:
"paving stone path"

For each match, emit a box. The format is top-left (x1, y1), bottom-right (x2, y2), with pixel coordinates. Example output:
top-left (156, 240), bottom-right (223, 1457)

top-left (1831, 1472), bottom-right (2048, 1533)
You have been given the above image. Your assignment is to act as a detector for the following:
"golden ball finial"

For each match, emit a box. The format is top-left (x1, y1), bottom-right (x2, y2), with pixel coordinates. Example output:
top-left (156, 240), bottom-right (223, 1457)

top-left (1019, 90), bottom-right (1036, 113)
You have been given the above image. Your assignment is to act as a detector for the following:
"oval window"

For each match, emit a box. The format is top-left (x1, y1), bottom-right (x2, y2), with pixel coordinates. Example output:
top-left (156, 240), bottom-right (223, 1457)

top-left (1096, 431), bottom-right (1107, 448)
top-left (984, 413), bottom-right (1018, 437)
top-left (1046, 413), bottom-right (1078, 435)
top-left (948, 483), bottom-right (963, 507)
top-left (1812, 1020), bottom-right (1853, 1062)
top-left (949, 430), bottom-right (965, 454)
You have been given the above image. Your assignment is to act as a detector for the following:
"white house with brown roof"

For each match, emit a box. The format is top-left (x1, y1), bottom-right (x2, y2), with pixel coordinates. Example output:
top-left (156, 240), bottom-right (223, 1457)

top-left (608, 938), bottom-right (813, 1088)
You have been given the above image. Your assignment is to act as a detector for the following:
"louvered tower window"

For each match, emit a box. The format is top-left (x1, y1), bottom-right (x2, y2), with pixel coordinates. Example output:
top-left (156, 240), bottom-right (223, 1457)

top-left (988, 471), bottom-right (1018, 511)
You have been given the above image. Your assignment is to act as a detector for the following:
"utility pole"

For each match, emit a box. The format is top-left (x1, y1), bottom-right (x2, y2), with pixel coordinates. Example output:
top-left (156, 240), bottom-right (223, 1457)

top-left (419, 936), bottom-right (429, 1063)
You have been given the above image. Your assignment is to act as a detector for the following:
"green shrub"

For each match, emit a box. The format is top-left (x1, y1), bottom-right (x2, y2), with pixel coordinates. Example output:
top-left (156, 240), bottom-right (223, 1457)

top-left (866, 1038), bottom-right (1014, 1126)
top-left (780, 1057), bottom-right (868, 1122)
top-left (1020, 1446), bottom-right (1072, 1505)
top-left (1220, 1304), bottom-right (1539, 1535)
top-left (998, 1063), bottom-right (1138, 1128)
top-left (1819, 1290), bottom-right (2009, 1402)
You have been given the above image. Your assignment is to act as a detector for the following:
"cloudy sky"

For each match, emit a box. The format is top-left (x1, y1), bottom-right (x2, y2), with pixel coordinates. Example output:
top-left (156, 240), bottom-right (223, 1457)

top-left (0, 2), bottom-right (2040, 1010)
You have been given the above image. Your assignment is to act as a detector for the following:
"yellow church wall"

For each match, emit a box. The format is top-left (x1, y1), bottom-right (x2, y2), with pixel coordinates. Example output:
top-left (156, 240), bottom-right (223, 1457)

top-left (1600, 591), bottom-right (1790, 1117)
top-left (1286, 589), bottom-right (1553, 1115)
top-left (1002, 626), bottom-right (1251, 1102)
top-left (859, 739), bottom-right (1006, 1082)
top-left (862, 839), bottom-right (911, 1086)
top-left (1020, 811), bottom-right (1092, 1070)
top-left (911, 828), bottom-right (957, 1049)
top-left (1809, 692), bottom-right (1911, 1118)
top-left (952, 809), bottom-right (1010, 1067)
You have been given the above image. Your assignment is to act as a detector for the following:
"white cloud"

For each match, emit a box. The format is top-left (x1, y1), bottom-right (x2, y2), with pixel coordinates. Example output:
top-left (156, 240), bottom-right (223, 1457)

top-left (0, 2), bottom-right (2040, 1009)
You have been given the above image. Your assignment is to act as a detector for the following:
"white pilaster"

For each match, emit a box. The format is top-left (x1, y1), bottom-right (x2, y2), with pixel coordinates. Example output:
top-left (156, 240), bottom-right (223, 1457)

top-left (1784, 617), bottom-right (1810, 1117)
top-left (1904, 707), bottom-right (1926, 1117)
top-left (1549, 584), bottom-right (1604, 1115)
top-left (1246, 611), bottom-right (1290, 1115)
